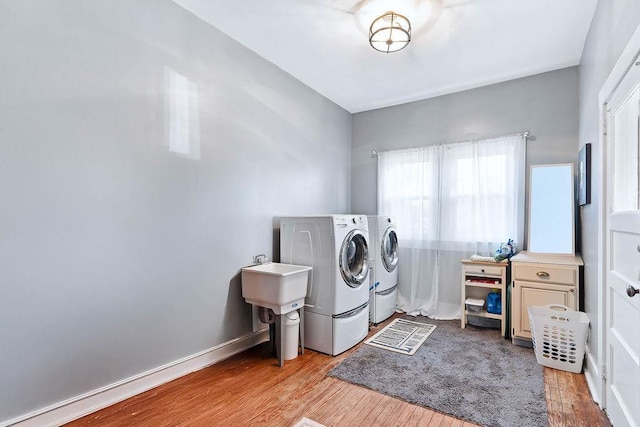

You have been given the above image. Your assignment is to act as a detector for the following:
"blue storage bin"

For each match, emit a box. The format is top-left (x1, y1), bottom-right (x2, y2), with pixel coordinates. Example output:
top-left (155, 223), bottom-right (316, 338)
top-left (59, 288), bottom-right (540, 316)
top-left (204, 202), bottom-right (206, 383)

top-left (486, 291), bottom-right (501, 314)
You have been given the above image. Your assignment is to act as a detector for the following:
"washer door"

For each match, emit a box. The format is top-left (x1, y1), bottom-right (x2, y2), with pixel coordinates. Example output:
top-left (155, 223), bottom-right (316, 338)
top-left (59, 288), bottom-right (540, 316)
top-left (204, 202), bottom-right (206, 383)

top-left (339, 229), bottom-right (369, 287)
top-left (381, 227), bottom-right (398, 273)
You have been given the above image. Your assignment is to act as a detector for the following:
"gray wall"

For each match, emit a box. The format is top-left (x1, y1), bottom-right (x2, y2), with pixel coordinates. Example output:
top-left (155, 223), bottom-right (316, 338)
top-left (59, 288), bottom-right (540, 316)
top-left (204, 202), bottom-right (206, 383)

top-left (578, 0), bottom-right (640, 392)
top-left (0, 1), bottom-right (350, 422)
top-left (352, 67), bottom-right (579, 226)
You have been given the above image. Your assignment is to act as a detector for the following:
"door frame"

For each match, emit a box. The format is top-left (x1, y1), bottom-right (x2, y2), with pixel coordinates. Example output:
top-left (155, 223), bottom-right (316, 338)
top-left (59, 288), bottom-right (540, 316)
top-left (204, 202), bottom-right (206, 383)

top-left (594, 22), bottom-right (640, 408)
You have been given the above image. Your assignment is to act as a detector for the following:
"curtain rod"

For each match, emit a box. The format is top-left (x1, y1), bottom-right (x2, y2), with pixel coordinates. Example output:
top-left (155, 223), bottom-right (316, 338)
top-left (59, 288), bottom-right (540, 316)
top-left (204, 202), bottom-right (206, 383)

top-left (371, 131), bottom-right (530, 157)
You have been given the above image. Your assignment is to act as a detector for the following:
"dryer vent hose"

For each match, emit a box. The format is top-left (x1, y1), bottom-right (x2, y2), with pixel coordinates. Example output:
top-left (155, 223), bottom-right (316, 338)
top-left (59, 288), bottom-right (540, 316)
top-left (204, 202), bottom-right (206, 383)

top-left (258, 307), bottom-right (276, 324)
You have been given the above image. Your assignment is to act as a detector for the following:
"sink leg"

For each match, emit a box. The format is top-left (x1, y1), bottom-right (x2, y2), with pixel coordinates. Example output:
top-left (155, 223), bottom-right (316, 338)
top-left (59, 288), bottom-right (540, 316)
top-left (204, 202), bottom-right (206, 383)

top-left (276, 314), bottom-right (283, 367)
top-left (299, 308), bottom-right (304, 355)
top-left (269, 323), bottom-right (276, 355)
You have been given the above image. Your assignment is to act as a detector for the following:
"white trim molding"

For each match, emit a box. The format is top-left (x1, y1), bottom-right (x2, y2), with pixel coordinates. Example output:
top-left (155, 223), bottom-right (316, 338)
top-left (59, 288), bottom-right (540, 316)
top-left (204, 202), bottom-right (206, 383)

top-left (584, 350), bottom-right (601, 405)
top-left (3, 329), bottom-right (269, 427)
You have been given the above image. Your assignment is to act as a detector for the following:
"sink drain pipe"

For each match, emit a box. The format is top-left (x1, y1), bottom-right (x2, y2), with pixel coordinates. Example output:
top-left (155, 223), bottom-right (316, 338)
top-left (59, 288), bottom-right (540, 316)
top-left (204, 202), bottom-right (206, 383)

top-left (258, 306), bottom-right (276, 324)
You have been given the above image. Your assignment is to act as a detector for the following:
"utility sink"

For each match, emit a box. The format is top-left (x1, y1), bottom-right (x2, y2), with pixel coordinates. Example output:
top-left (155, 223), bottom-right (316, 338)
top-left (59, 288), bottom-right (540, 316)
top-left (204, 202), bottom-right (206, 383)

top-left (241, 263), bottom-right (312, 314)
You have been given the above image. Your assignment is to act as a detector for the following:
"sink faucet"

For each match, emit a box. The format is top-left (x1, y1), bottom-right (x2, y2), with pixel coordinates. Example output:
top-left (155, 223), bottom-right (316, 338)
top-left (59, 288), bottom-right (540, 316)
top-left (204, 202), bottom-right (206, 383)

top-left (254, 254), bottom-right (268, 265)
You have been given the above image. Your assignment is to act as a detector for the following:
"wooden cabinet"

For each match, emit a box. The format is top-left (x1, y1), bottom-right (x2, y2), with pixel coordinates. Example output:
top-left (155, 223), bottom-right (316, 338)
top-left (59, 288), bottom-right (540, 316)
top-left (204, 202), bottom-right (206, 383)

top-left (461, 259), bottom-right (508, 337)
top-left (510, 251), bottom-right (583, 343)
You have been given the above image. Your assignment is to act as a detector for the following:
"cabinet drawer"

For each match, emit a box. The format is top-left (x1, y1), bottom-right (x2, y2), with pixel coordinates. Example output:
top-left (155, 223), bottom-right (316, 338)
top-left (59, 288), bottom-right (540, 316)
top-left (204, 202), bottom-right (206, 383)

top-left (464, 264), bottom-right (503, 277)
top-left (512, 263), bottom-right (576, 285)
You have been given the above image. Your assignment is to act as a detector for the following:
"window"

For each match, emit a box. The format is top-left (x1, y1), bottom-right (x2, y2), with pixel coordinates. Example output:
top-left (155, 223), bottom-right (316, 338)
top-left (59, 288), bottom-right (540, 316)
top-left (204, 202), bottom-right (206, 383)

top-left (378, 134), bottom-right (526, 252)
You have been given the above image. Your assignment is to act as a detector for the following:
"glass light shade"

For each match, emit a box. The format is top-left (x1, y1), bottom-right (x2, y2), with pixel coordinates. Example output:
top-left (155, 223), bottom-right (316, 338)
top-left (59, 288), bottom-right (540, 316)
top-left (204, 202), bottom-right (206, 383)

top-left (369, 11), bottom-right (411, 53)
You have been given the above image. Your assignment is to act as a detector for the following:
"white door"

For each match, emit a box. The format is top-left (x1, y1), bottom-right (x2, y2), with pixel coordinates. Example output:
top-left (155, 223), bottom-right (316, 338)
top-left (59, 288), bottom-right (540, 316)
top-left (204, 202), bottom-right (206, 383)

top-left (605, 56), bottom-right (640, 427)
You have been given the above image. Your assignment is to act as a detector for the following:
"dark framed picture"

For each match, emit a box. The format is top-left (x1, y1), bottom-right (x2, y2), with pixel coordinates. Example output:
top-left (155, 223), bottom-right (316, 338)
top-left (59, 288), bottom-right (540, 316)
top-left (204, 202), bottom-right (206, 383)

top-left (578, 143), bottom-right (591, 206)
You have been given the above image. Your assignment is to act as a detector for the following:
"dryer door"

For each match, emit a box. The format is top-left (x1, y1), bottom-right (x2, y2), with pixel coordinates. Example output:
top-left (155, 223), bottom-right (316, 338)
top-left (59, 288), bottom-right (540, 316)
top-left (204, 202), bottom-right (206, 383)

top-left (339, 229), bottom-right (369, 288)
top-left (381, 227), bottom-right (398, 273)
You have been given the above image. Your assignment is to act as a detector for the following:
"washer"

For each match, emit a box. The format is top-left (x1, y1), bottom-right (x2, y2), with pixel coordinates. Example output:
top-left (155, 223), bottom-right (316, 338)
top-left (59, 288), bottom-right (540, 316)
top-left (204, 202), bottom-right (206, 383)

top-left (280, 215), bottom-right (370, 355)
top-left (367, 216), bottom-right (399, 324)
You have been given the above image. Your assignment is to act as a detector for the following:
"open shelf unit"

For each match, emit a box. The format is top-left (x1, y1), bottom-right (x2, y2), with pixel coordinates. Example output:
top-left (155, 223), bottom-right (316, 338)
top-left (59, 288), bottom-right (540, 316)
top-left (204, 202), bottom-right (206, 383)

top-left (460, 259), bottom-right (508, 337)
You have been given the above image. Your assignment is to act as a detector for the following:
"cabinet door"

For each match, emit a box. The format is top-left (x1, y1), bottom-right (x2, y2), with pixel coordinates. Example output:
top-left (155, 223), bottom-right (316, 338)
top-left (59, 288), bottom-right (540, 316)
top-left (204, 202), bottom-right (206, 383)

top-left (512, 281), bottom-right (577, 339)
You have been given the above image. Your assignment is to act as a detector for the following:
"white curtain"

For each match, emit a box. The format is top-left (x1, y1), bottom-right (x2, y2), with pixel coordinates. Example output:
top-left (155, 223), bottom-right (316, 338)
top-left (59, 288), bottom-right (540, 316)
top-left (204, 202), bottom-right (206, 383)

top-left (378, 134), bottom-right (526, 319)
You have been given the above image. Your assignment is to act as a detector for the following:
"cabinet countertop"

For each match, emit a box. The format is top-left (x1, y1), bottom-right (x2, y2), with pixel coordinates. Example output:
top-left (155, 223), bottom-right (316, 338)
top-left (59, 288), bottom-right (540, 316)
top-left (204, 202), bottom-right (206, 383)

top-left (460, 259), bottom-right (509, 266)
top-left (511, 251), bottom-right (583, 266)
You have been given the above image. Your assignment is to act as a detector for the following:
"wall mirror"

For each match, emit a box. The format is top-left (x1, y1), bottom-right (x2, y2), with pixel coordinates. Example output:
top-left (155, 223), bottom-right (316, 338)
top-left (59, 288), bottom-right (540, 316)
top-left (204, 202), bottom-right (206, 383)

top-left (528, 163), bottom-right (575, 254)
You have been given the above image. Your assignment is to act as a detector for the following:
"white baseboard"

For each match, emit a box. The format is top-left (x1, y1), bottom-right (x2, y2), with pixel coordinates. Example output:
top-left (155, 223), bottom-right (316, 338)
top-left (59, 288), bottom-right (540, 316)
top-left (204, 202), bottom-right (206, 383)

top-left (3, 329), bottom-right (269, 427)
top-left (584, 350), bottom-right (602, 406)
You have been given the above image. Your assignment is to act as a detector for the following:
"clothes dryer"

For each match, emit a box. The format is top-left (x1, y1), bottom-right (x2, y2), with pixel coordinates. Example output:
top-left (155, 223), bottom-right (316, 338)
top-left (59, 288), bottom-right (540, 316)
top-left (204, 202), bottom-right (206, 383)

top-left (367, 216), bottom-right (399, 324)
top-left (280, 215), bottom-right (370, 355)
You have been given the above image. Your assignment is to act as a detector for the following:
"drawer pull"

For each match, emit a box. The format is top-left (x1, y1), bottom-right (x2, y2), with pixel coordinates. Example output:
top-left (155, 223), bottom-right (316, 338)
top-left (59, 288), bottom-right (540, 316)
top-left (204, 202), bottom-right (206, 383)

top-left (570, 288), bottom-right (575, 293)
top-left (536, 271), bottom-right (550, 278)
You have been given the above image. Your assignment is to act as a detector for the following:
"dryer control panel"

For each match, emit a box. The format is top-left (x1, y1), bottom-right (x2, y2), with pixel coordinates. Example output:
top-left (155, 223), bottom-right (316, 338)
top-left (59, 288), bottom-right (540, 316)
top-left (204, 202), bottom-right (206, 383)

top-left (335, 215), bottom-right (367, 227)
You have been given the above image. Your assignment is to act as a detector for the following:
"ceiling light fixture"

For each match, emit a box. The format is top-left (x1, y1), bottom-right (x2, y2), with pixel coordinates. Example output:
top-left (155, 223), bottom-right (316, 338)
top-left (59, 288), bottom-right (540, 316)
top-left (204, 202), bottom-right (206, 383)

top-left (369, 11), bottom-right (411, 53)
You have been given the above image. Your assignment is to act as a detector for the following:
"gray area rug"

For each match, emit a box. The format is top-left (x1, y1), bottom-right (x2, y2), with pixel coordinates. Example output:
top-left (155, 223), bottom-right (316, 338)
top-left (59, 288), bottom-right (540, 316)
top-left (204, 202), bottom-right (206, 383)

top-left (328, 316), bottom-right (547, 427)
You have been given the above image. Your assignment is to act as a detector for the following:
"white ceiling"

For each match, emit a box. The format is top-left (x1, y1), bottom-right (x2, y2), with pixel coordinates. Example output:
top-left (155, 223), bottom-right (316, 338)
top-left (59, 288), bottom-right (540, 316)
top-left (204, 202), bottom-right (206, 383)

top-left (172, 0), bottom-right (598, 113)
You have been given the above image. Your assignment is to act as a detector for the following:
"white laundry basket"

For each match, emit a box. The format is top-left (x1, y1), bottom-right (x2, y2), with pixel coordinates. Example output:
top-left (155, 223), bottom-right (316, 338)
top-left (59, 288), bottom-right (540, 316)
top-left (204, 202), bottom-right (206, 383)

top-left (528, 304), bottom-right (590, 373)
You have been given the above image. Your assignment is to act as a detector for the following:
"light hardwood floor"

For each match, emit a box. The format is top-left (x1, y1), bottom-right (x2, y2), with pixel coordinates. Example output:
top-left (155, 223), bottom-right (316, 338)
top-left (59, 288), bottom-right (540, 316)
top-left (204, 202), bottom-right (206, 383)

top-left (67, 315), bottom-right (611, 427)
